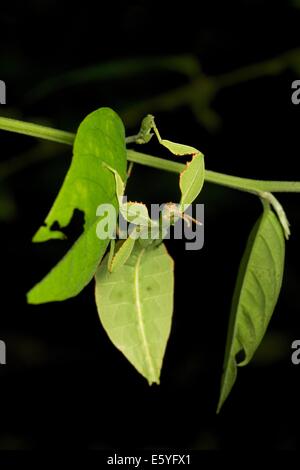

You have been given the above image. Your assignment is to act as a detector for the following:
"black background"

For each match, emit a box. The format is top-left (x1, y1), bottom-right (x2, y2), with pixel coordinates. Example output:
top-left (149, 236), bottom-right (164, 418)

top-left (0, 0), bottom-right (300, 450)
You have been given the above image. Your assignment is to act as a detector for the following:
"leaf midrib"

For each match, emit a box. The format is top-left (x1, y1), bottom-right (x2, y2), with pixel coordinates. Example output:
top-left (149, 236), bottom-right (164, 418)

top-left (134, 248), bottom-right (156, 384)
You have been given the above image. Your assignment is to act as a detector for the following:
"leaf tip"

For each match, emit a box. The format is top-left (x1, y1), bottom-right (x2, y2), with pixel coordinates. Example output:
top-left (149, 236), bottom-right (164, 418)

top-left (216, 399), bottom-right (223, 415)
top-left (32, 225), bottom-right (66, 243)
top-left (26, 288), bottom-right (39, 305)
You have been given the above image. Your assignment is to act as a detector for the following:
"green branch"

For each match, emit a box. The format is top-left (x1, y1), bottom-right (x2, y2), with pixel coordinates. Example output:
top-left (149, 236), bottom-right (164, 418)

top-left (0, 116), bottom-right (300, 194)
top-left (0, 116), bottom-right (74, 145)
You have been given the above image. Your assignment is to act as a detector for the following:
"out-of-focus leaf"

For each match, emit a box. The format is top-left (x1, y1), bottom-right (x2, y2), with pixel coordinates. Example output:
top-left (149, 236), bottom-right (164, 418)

top-left (28, 55), bottom-right (201, 102)
top-left (0, 186), bottom-right (16, 221)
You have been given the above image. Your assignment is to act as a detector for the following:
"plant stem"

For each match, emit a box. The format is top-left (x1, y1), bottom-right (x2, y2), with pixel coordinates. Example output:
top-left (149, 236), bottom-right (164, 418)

top-left (127, 150), bottom-right (300, 193)
top-left (204, 170), bottom-right (300, 194)
top-left (0, 116), bottom-right (300, 194)
top-left (0, 117), bottom-right (143, 146)
top-left (258, 191), bottom-right (291, 239)
top-left (0, 117), bottom-right (74, 145)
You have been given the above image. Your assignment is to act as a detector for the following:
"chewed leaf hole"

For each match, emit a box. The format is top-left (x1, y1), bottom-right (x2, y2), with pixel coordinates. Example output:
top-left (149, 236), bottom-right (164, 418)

top-left (50, 208), bottom-right (85, 242)
top-left (236, 349), bottom-right (246, 365)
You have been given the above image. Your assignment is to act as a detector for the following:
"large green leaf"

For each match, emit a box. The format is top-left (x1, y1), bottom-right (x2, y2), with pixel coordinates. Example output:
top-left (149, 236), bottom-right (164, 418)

top-left (27, 107), bottom-right (127, 303)
top-left (95, 242), bottom-right (174, 384)
top-left (217, 205), bottom-right (285, 412)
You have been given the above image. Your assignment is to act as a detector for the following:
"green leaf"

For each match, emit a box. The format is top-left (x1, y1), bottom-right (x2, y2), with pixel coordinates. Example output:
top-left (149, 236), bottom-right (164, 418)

top-left (27, 107), bottom-right (127, 303)
top-left (95, 242), bottom-right (174, 384)
top-left (217, 205), bottom-right (285, 413)
top-left (179, 154), bottom-right (205, 209)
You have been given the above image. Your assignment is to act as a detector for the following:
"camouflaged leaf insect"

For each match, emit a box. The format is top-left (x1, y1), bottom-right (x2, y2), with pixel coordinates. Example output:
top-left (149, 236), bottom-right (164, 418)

top-left (179, 154), bottom-right (205, 211)
top-left (103, 164), bottom-right (158, 266)
top-left (137, 115), bottom-right (205, 210)
top-left (161, 203), bottom-right (202, 229)
top-left (105, 163), bottom-right (156, 228)
top-left (108, 232), bottom-right (137, 273)
top-left (135, 114), bottom-right (155, 144)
